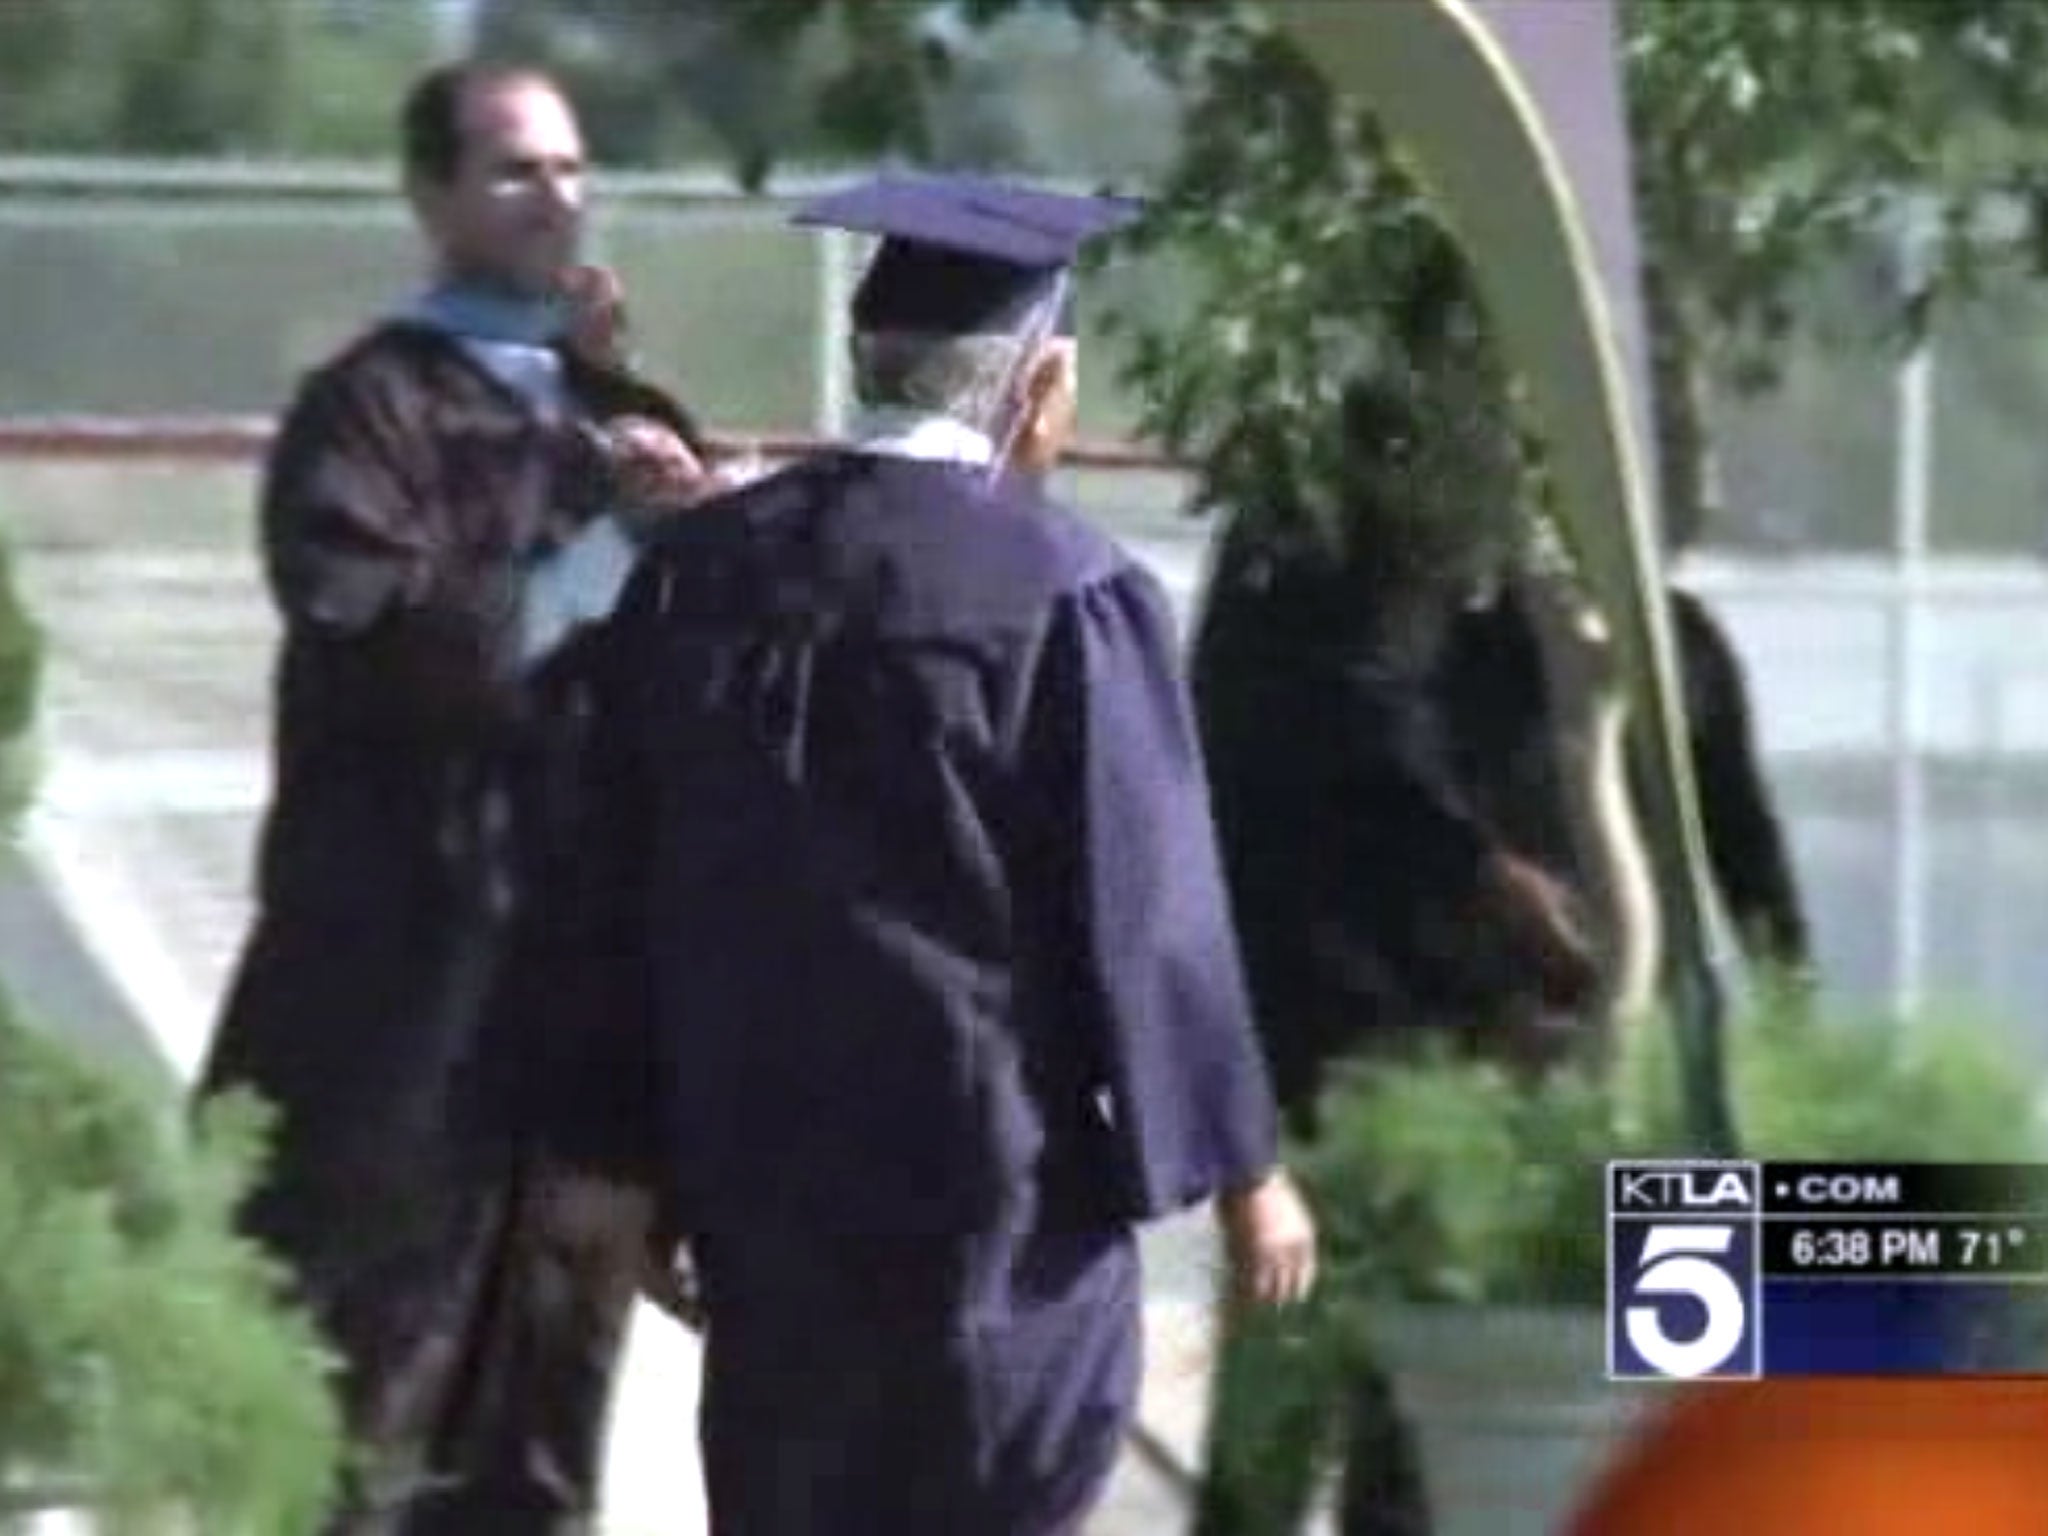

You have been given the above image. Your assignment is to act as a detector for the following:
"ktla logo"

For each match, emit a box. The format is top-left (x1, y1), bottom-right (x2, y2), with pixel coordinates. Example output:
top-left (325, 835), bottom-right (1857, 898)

top-left (1608, 1161), bottom-right (1761, 1381)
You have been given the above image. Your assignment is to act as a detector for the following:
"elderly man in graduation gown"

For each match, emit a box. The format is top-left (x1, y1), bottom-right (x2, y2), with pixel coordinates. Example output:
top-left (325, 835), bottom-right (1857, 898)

top-left (584, 173), bottom-right (1317, 1535)
top-left (197, 63), bottom-right (722, 1534)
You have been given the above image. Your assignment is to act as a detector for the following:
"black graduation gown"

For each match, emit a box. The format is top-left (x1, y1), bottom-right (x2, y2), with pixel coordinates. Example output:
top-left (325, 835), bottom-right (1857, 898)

top-left (1434, 579), bottom-right (1813, 976)
top-left (1186, 525), bottom-right (1484, 1536)
top-left (583, 451), bottom-right (1281, 1535)
top-left (197, 319), bottom-right (704, 1532)
top-left (1666, 586), bottom-right (1811, 974)
top-left (1187, 522), bottom-right (1501, 1130)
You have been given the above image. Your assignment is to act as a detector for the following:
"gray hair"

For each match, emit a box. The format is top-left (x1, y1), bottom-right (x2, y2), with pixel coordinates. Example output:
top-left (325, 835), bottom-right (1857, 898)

top-left (850, 330), bottom-right (1035, 433)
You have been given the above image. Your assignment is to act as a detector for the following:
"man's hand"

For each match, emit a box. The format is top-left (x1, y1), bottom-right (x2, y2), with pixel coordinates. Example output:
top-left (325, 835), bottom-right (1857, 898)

top-left (1483, 849), bottom-right (1601, 1013)
top-left (641, 1236), bottom-right (706, 1332)
top-left (558, 263), bottom-right (630, 370)
top-left (600, 415), bottom-right (716, 519)
top-left (1218, 1168), bottom-right (1318, 1310)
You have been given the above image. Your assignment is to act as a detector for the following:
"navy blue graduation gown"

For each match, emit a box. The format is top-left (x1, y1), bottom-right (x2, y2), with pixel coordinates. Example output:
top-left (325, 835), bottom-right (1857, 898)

top-left (584, 451), bottom-right (1280, 1534)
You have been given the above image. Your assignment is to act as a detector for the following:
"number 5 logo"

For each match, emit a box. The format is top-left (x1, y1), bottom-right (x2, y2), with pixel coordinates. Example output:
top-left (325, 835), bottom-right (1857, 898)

top-left (1625, 1225), bottom-right (1747, 1379)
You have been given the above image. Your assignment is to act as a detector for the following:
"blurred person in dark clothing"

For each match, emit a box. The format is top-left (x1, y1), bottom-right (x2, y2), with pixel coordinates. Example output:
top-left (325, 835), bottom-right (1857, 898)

top-left (1189, 420), bottom-right (1807, 1536)
top-left (1435, 573), bottom-right (1812, 982)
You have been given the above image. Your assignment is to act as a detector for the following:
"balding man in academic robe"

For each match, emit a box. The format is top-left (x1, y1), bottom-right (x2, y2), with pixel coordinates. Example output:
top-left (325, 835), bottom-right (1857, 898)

top-left (197, 64), bottom-right (725, 1533)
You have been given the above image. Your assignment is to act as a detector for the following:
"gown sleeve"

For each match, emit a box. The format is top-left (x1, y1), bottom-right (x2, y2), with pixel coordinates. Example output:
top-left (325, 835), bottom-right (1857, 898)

top-left (543, 557), bottom-right (670, 1183)
top-left (560, 351), bottom-right (713, 456)
top-left (1027, 561), bottom-right (1283, 1222)
top-left (1672, 587), bottom-right (1812, 975)
top-left (261, 356), bottom-right (610, 748)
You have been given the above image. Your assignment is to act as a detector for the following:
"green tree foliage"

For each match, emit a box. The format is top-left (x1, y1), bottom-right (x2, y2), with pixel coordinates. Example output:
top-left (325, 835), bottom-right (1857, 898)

top-left (1630, 0), bottom-right (2048, 376)
top-left (1626, 0), bottom-right (2048, 540)
top-left (0, 543), bottom-right (338, 1528)
top-left (0, 541), bottom-right (38, 753)
top-left (471, 0), bottom-right (1176, 184)
top-left (677, 0), bottom-right (2048, 1168)
top-left (699, 0), bottom-right (2048, 554)
top-left (0, 537), bottom-right (42, 838)
top-left (273, 1), bottom-right (444, 159)
top-left (0, 0), bottom-right (436, 158)
top-left (0, 993), bottom-right (344, 1531)
top-left (473, 0), bottom-right (817, 181)
top-left (705, 0), bottom-right (1134, 167)
top-left (1092, 5), bottom-right (1528, 592)
top-left (473, 0), bottom-right (1042, 180)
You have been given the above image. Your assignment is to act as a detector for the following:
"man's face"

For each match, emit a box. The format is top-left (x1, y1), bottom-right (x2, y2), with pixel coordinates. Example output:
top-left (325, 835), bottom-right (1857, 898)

top-left (1004, 338), bottom-right (1080, 476)
top-left (413, 78), bottom-right (586, 297)
top-left (1034, 339), bottom-right (1080, 454)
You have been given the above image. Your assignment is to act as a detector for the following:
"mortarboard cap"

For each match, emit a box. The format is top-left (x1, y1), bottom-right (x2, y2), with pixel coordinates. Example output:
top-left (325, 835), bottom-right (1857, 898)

top-left (793, 171), bottom-right (1143, 339)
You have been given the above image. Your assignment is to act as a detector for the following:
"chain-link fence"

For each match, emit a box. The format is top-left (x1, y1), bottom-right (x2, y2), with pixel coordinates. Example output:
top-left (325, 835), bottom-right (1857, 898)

top-left (2, 160), bottom-right (2046, 1047)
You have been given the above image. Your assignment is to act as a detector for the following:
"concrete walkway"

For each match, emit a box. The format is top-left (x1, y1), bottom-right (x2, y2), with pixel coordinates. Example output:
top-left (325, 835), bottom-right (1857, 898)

top-left (5, 524), bottom-right (1228, 1534)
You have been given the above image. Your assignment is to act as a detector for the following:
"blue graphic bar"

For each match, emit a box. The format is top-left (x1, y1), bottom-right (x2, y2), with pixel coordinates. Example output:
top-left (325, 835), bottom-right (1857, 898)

top-left (1608, 1161), bottom-right (2048, 1379)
